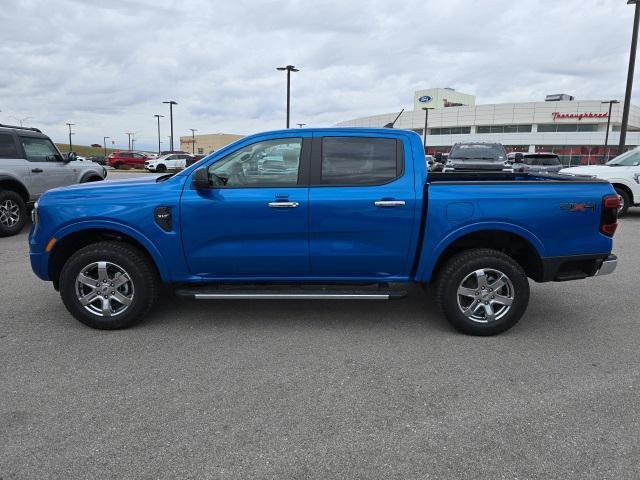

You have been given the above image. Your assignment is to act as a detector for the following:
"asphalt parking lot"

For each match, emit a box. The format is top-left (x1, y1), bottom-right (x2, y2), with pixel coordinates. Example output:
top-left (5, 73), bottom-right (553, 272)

top-left (1, 190), bottom-right (639, 479)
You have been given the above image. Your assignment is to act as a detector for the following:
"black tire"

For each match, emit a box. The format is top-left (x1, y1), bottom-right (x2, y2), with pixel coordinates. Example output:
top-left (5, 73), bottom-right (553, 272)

top-left (80, 175), bottom-right (102, 183)
top-left (114, 163), bottom-right (122, 170)
top-left (59, 241), bottom-right (159, 330)
top-left (155, 164), bottom-right (167, 173)
top-left (614, 186), bottom-right (630, 217)
top-left (0, 190), bottom-right (27, 237)
top-left (435, 248), bottom-right (530, 336)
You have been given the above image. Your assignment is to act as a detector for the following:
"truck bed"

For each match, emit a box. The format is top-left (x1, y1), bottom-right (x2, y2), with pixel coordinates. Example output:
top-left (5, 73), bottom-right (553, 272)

top-left (427, 171), bottom-right (604, 183)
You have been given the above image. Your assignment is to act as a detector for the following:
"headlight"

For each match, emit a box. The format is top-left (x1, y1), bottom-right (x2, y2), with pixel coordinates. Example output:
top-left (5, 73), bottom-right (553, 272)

top-left (31, 202), bottom-right (38, 225)
top-left (634, 173), bottom-right (640, 184)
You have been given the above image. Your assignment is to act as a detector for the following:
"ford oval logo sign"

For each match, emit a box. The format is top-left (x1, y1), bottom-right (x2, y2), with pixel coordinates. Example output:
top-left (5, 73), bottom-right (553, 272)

top-left (418, 95), bottom-right (432, 103)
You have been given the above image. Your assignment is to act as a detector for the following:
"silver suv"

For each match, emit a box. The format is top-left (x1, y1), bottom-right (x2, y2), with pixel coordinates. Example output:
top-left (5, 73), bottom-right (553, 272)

top-left (0, 124), bottom-right (106, 237)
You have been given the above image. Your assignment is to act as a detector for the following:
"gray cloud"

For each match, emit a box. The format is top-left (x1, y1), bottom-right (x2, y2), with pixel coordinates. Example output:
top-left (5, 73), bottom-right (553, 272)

top-left (0, 0), bottom-right (636, 150)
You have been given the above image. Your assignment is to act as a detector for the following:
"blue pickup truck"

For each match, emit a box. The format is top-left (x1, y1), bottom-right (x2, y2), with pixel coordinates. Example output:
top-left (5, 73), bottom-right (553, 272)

top-left (29, 128), bottom-right (619, 335)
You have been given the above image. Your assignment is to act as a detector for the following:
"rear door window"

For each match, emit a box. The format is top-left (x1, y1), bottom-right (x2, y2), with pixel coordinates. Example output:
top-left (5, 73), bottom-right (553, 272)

top-left (319, 137), bottom-right (401, 185)
top-left (0, 134), bottom-right (19, 158)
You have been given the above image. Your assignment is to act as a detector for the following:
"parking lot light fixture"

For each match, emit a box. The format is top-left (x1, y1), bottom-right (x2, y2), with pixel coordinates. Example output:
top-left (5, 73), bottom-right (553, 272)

top-left (297, 123), bottom-right (306, 128)
top-left (601, 100), bottom-right (620, 159)
top-left (189, 128), bottom-right (198, 154)
top-left (619, 0), bottom-right (640, 153)
top-left (163, 101), bottom-right (178, 152)
top-left (276, 65), bottom-right (299, 128)
top-left (154, 114), bottom-right (164, 154)
top-left (103, 136), bottom-right (110, 157)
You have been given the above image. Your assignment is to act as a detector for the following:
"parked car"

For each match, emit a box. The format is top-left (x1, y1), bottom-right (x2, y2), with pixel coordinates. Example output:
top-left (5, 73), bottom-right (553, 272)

top-left (185, 155), bottom-right (205, 168)
top-left (144, 153), bottom-right (194, 172)
top-left (106, 151), bottom-right (149, 169)
top-left (160, 150), bottom-right (189, 156)
top-left (29, 128), bottom-right (619, 336)
top-left (87, 155), bottom-right (106, 165)
top-left (509, 152), bottom-right (563, 174)
top-left (561, 147), bottom-right (640, 215)
top-left (443, 142), bottom-right (510, 172)
top-left (0, 123), bottom-right (106, 236)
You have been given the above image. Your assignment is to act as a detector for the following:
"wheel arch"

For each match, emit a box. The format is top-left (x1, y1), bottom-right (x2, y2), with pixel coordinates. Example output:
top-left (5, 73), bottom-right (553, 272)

top-left (48, 223), bottom-right (170, 289)
top-left (611, 182), bottom-right (633, 201)
top-left (422, 225), bottom-right (545, 283)
top-left (0, 175), bottom-right (30, 202)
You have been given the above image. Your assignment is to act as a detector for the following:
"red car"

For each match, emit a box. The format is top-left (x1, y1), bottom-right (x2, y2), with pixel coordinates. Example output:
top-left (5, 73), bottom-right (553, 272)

top-left (107, 151), bottom-right (150, 169)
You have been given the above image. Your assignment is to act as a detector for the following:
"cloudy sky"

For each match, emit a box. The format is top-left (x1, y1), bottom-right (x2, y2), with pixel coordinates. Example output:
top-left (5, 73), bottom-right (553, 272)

top-left (0, 0), bottom-right (637, 150)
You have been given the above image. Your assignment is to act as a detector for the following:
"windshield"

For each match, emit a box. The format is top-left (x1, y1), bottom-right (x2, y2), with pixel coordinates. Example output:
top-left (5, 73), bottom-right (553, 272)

top-left (449, 144), bottom-right (505, 161)
top-left (524, 155), bottom-right (560, 166)
top-left (606, 149), bottom-right (640, 166)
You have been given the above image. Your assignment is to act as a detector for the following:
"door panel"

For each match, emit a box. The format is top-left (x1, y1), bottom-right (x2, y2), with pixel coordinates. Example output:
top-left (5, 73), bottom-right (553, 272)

top-left (180, 136), bottom-right (311, 278)
top-left (309, 135), bottom-right (417, 278)
top-left (19, 136), bottom-right (75, 195)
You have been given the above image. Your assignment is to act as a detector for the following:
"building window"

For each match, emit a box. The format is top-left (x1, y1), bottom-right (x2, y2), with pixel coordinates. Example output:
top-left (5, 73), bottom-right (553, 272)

top-left (537, 123), bottom-right (599, 133)
top-left (197, 148), bottom-right (204, 154)
top-left (476, 125), bottom-right (531, 134)
top-left (534, 145), bottom-right (618, 166)
top-left (429, 127), bottom-right (471, 135)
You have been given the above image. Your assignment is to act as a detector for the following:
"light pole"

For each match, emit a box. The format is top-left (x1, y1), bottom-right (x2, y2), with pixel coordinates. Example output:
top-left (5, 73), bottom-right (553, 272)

top-left (154, 114), bottom-right (164, 154)
top-left (66, 123), bottom-right (75, 151)
top-left (125, 132), bottom-right (134, 151)
top-left (601, 100), bottom-right (620, 160)
top-left (11, 116), bottom-right (32, 127)
top-left (163, 100), bottom-right (178, 152)
top-left (619, 0), bottom-right (640, 154)
top-left (297, 123), bottom-right (306, 128)
top-left (421, 107), bottom-right (431, 152)
top-left (103, 136), bottom-right (110, 157)
top-left (189, 128), bottom-right (198, 154)
top-left (276, 65), bottom-right (299, 128)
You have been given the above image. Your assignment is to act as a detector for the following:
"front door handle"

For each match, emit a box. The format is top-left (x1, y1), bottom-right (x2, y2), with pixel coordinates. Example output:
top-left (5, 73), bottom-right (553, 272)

top-left (31, 168), bottom-right (43, 173)
top-left (374, 200), bottom-right (405, 208)
top-left (268, 201), bottom-right (299, 208)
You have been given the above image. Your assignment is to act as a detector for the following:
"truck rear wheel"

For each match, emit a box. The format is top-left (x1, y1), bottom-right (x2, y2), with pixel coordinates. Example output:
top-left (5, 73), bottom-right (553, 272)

top-left (435, 248), bottom-right (530, 336)
top-left (0, 190), bottom-right (27, 237)
top-left (59, 241), bottom-right (159, 329)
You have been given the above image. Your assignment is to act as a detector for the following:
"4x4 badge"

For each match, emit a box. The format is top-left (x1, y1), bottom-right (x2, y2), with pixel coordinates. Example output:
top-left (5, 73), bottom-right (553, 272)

top-left (560, 202), bottom-right (596, 212)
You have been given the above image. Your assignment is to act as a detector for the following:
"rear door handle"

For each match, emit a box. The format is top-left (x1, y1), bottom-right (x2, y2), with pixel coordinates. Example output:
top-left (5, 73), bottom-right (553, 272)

top-left (268, 201), bottom-right (299, 208)
top-left (31, 168), bottom-right (43, 173)
top-left (374, 200), bottom-right (405, 207)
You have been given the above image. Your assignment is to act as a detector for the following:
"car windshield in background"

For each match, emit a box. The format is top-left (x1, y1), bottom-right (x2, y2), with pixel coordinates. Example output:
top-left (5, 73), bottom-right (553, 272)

top-left (449, 144), bottom-right (504, 160)
top-left (524, 155), bottom-right (560, 166)
top-left (606, 149), bottom-right (640, 166)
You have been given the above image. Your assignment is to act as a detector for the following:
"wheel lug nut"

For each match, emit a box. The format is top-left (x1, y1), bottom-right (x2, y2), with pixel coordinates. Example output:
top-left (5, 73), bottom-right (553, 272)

top-left (485, 301), bottom-right (489, 305)
top-left (111, 291), bottom-right (115, 294)
top-left (491, 295), bottom-right (495, 299)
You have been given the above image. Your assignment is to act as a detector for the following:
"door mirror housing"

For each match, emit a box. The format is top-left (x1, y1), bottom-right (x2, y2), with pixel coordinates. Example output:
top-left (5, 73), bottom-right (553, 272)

top-left (65, 152), bottom-right (77, 162)
top-left (192, 167), bottom-right (210, 189)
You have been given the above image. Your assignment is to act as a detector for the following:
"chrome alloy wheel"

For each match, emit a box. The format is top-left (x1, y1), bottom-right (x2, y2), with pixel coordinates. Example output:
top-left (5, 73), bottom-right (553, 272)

top-left (0, 199), bottom-right (20, 227)
top-left (456, 268), bottom-right (514, 323)
top-left (75, 261), bottom-right (134, 317)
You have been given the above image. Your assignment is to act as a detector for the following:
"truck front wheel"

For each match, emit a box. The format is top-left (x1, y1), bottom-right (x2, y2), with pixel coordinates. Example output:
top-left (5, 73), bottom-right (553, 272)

top-left (435, 248), bottom-right (530, 336)
top-left (59, 241), bottom-right (159, 330)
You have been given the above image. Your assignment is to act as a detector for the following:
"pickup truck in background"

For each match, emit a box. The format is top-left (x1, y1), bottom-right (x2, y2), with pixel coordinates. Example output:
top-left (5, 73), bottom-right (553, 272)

top-left (29, 128), bottom-right (619, 335)
top-left (561, 146), bottom-right (640, 216)
top-left (443, 142), bottom-right (511, 172)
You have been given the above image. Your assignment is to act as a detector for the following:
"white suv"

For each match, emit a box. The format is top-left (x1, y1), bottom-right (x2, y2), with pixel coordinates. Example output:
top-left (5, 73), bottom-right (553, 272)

top-left (561, 147), bottom-right (640, 215)
top-left (144, 153), bottom-right (192, 173)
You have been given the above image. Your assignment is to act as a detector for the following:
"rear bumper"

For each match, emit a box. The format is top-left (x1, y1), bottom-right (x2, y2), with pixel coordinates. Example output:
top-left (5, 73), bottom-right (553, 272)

top-left (540, 253), bottom-right (616, 282)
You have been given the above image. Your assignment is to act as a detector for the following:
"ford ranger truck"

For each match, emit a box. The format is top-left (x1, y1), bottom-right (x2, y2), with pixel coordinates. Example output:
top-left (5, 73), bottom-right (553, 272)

top-left (29, 129), bottom-right (619, 336)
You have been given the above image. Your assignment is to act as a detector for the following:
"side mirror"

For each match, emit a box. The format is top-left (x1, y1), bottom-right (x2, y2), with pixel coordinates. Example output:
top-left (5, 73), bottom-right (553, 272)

top-left (191, 167), bottom-right (210, 189)
top-left (65, 152), bottom-right (77, 162)
top-left (435, 152), bottom-right (444, 163)
top-left (514, 152), bottom-right (524, 164)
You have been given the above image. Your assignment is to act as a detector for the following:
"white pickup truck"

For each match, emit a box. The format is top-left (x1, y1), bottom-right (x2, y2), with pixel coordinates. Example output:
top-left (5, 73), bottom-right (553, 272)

top-left (561, 147), bottom-right (640, 216)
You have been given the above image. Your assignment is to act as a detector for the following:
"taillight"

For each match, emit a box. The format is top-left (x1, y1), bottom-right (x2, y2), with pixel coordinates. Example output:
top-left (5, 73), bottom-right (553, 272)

top-left (600, 194), bottom-right (620, 237)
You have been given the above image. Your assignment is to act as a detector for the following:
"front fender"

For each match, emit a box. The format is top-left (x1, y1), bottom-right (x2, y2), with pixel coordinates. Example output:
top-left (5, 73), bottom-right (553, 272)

top-left (415, 222), bottom-right (545, 282)
top-left (52, 220), bottom-right (171, 281)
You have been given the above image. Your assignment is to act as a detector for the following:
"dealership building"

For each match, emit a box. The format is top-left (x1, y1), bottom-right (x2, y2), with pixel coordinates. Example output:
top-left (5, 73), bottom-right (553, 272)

top-left (336, 88), bottom-right (640, 165)
top-left (179, 132), bottom-right (244, 155)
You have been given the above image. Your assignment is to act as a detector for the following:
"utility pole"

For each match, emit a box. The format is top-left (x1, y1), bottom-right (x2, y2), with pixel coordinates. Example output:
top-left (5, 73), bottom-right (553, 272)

top-left (619, 0), bottom-right (640, 153)
top-left (66, 123), bottom-right (75, 151)
top-left (276, 65), bottom-right (299, 128)
top-left (189, 128), bottom-right (198, 154)
top-left (297, 123), bottom-right (306, 128)
top-left (103, 136), bottom-right (110, 157)
top-left (163, 100), bottom-right (178, 152)
top-left (601, 100), bottom-right (619, 160)
top-left (154, 114), bottom-right (164, 154)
